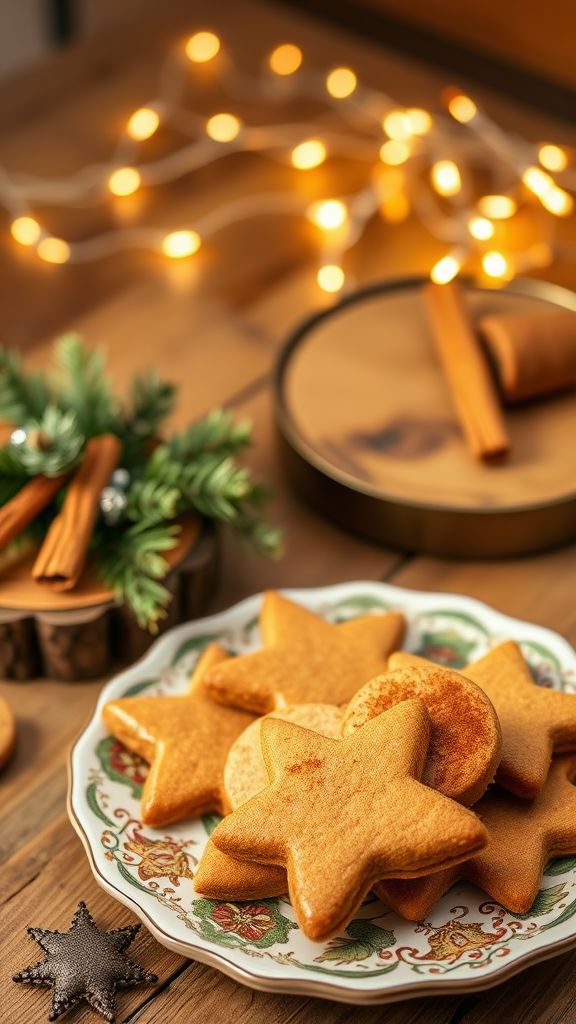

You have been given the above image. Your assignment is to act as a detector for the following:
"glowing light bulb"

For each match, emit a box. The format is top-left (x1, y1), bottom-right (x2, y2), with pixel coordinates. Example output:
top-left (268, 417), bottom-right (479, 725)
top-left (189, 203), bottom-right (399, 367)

top-left (291, 139), bottom-right (326, 169)
top-left (37, 237), bottom-right (70, 264)
top-left (406, 108), bottom-right (432, 135)
top-left (431, 160), bottom-right (461, 196)
top-left (206, 113), bottom-right (241, 142)
top-left (468, 216), bottom-right (494, 240)
top-left (307, 199), bottom-right (347, 230)
top-left (10, 216), bottom-right (41, 246)
top-left (447, 92), bottom-right (478, 124)
top-left (127, 107), bottom-right (160, 141)
top-left (268, 43), bottom-right (302, 75)
top-left (185, 31), bottom-right (220, 63)
top-left (477, 195), bottom-right (516, 219)
top-left (379, 140), bottom-right (410, 165)
top-left (522, 166), bottom-right (554, 197)
top-left (382, 110), bottom-right (412, 140)
top-left (538, 143), bottom-right (568, 172)
top-left (430, 254), bottom-right (461, 284)
top-left (162, 230), bottom-right (201, 258)
top-left (317, 264), bottom-right (345, 292)
top-left (540, 187), bottom-right (574, 216)
top-left (326, 67), bottom-right (357, 99)
top-left (482, 250), bottom-right (509, 278)
top-left (108, 166), bottom-right (141, 196)
top-left (380, 192), bottom-right (410, 223)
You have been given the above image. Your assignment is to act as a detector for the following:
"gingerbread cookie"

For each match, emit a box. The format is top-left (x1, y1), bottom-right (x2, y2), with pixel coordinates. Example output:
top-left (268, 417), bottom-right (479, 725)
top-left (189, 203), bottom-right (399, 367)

top-left (390, 642), bottom-right (576, 798)
top-left (102, 644), bottom-right (255, 826)
top-left (210, 699), bottom-right (487, 941)
top-left (381, 755), bottom-right (576, 919)
top-left (195, 703), bottom-right (344, 900)
top-left (0, 694), bottom-right (15, 770)
top-left (342, 665), bottom-right (500, 806)
top-left (203, 591), bottom-right (405, 713)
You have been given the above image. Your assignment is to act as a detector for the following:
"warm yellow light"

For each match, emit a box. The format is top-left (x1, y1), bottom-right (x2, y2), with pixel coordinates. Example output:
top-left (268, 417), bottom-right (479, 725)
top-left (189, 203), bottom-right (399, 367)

top-left (317, 264), bottom-right (345, 292)
top-left (206, 113), bottom-right (242, 142)
top-left (37, 237), bottom-right (70, 264)
top-left (477, 194), bottom-right (516, 219)
top-left (326, 66), bottom-right (357, 99)
top-left (380, 192), bottom-right (410, 223)
top-left (447, 93), bottom-right (477, 124)
top-left (382, 110), bottom-right (412, 141)
top-left (406, 108), bottom-right (432, 135)
top-left (538, 143), bottom-right (568, 173)
top-left (185, 31), bottom-right (220, 63)
top-left (108, 166), bottom-right (141, 197)
top-left (307, 199), bottom-right (347, 230)
top-left (10, 216), bottom-right (41, 246)
top-left (127, 107), bottom-right (160, 141)
top-left (162, 230), bottom-right (201, 258)
top-left (482, 250), bottom-right (509, 278)
top-left (468, 216), bottom-right (494, 240)
top-left (522, 165), bottom-right (554, 197)
top-left (379, 140), bottom-right (410, 165)
top-left (430, 254), bottom-right (461, 284)
top-left (431, 160), bottom-right (461, 196)
top-left (291, 139), bottom-right (327, 169)
top-left (540, 187), bottom-right (574, 216)
top-left (268, 43), bottom-right (302, 75)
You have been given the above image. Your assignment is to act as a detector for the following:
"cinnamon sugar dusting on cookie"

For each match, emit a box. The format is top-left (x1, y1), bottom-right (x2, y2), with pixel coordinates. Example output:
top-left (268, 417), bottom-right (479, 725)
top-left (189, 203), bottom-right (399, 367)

top-left (286, 757), bottom-right (323, 774)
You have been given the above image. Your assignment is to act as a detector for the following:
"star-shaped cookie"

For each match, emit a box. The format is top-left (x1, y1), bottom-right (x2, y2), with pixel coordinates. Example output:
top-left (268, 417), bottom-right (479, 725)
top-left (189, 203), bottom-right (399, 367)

top-left (389, 642), bottom-right (576, 798)
top-left (102, 644), bottom-right (254, 826)
top-left (204, 591), bottom-right (405, 713)
top-left (381, 755), bottom-right (576, 919)
top-left (210, 698), bottom-right (487, 940)
top-left (13, 901), bottom-right (156, 1022)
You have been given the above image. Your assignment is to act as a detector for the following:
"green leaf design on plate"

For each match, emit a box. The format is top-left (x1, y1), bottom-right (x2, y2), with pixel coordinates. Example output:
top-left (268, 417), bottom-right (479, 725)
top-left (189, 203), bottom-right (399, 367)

top-left (415, 629), bottom-right (476, 669)
top-left (331, 595), bottom-right (390, 613)
top-left (85, 781), bottom-right (116, 828)
top-left (545, 856), bottom-right (576, 876)
top-left (191, 897), bottom-right (296, 949)
top-left (520, 640), bottom-right (562, 681)
top-left (115, 858), bottom-right (155, 895)
top-left (123, 677), bottom-right (158, 697)
top-left (423, 609), bottom-right (490, 637)
top-left (96, 736), bottom-right (147, 797)
top-left (202, 813), bottom-right (223, 837)
top-left (514, 882), bottom-right (568, 918)
top-left (171, 633), bottom-right (221, 666)
top-left (315, 919), bottom-right (396, 964)
top-left (538, 895), bottom-right (576, 932)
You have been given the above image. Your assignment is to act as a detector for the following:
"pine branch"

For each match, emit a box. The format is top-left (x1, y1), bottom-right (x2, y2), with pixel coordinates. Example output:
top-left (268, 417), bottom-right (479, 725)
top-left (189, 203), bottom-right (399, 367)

top-left (126, 479), bottom-right (181, 528)
top-left (9, 406), bottom-right (84, 477)
top-left (96, 522), bottom-right (181, 631)
top-left (166, 409), bottom-right (252, 461)
top-left (55, 334), bottom-right (119, 437)
top-left (128, 372), bottom-right (176, 435)
top-left (0, 348), bottom-right (51, 423)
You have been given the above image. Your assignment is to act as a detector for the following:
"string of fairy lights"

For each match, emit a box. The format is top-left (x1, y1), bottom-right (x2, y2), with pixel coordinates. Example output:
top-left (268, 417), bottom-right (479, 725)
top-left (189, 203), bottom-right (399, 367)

top-left (2, 29), bottom-right (576, 293)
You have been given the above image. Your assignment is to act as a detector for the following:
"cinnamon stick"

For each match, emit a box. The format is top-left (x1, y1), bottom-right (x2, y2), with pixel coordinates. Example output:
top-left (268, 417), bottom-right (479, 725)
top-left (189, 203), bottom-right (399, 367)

top-left (0, 474), bottom-right (68, 551)
top-left (478, 309), bottom-right (576, 404)
top-left (424, 282), bottom-right (510, 460)
top-left (33, 434), bottom-right (121, 591)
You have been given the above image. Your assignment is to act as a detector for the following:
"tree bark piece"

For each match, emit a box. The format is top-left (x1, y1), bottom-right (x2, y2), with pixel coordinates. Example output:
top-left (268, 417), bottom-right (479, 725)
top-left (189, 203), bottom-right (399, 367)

top-left (33, 434), bottom-right (121, 591)
top-left (424, 282), bottom-right (510, 460)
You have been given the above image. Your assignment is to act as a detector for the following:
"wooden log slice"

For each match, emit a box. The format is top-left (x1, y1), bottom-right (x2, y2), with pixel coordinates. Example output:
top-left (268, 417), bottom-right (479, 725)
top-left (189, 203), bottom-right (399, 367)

top-left (0, 516), bottom-right (219, 681)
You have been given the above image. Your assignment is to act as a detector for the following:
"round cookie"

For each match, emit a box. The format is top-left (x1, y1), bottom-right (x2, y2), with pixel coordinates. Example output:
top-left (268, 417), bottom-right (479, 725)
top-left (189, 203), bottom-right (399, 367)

top-left (224, 703), bottom-right (344, 810)
top-left (0, 694), bottom-right (15, 769)
top-left (342, 665), bottom-right (501, 806)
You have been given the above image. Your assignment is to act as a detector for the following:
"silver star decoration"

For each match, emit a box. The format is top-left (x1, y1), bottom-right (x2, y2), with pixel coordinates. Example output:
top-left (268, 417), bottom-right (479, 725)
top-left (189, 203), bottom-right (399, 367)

top-left (13, 901), bottom-right (157, 1021)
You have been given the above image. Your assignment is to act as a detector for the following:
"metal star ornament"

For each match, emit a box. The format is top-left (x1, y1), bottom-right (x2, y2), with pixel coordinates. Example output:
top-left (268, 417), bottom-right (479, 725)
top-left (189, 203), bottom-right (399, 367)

top-left (13, 901), bottom-right (157, 1022)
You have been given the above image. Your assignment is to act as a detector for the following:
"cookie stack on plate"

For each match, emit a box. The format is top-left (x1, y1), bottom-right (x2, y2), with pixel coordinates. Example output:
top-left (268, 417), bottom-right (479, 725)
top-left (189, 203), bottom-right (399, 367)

top-left (102, 592), bottom-right (576, 943)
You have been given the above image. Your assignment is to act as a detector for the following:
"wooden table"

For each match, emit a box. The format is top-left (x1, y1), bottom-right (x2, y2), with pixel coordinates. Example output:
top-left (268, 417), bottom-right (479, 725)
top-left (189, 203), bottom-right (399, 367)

top-left (2, 2), bottom-right (576, 1021)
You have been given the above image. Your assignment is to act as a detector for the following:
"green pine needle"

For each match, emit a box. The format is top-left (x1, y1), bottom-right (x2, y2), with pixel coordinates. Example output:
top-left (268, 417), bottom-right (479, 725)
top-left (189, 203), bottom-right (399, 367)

top-left (10, 406), bottom-right (84, 477)
top-left (55, 334), bottom-right (119, 437)
top-left (0, 348), bottom-right (52, 423)
top-left (96, 522), bottom-right (181, 631)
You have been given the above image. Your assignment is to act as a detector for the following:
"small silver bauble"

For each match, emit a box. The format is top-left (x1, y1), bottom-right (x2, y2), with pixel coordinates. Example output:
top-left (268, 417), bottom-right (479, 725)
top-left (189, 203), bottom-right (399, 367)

top-left (99, 486), bottom-right (128, 526)
top-left (110, 467), bottom-right (131, 491)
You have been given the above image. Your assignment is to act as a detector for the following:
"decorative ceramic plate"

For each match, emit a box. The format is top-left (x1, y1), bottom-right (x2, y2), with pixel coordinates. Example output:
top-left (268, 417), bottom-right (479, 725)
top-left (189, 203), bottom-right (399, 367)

top-left (69, 582), bottom-right (576, 1004)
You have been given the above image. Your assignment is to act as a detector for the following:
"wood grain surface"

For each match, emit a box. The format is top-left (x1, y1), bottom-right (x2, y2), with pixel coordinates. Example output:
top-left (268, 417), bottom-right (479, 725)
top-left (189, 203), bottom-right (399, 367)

top-left (1, 2), bottom-right (576, 1022)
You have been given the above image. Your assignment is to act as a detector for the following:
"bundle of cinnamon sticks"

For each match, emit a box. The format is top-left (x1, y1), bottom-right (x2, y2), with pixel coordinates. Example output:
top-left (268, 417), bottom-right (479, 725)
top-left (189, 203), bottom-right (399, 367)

top-left (425, 281), bottom-right (576, 462)
top-left (0, 434), bottom-right (121, 590)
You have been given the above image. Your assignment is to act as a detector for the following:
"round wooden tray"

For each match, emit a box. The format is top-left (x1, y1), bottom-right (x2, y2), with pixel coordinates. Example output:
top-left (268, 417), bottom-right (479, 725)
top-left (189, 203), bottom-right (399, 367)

top-left (274, 276), bottom-right (576, 558)
top-left (0, 517), bottom-right (219, 681)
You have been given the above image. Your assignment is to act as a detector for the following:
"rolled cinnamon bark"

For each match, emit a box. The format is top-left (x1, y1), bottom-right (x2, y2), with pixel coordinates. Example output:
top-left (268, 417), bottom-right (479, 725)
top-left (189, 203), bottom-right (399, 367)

top-left (0, 474), bottom-right (68, 551)
top-left (33, 434), bottom-right (121, 591)
top-left (478, 309), bottom-right (576, 403)
top-left (424, 282), bottom-right (510, 460)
